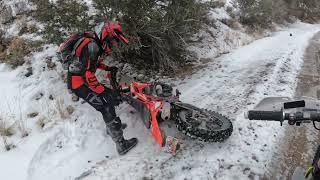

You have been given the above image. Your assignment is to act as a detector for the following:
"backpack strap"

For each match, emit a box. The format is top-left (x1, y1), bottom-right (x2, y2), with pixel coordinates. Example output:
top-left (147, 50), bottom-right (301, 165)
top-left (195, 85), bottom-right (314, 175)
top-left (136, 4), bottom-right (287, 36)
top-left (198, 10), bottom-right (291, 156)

top-left (71, 37), bottom-right (85, 56)
top-left (84, 32), bottom-right (104, 54)
top-left (75, 38), bottom-right (91, 57)
top-left (72, 32), bottom-right (104, 58)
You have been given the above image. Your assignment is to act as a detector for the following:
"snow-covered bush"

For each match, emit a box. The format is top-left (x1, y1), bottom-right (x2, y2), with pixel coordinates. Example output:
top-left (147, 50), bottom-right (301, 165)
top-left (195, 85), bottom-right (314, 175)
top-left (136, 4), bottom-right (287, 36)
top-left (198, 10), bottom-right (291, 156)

top-left (93, 0), bottom-right (211, 74)
top-left (288, 0), bottom-right (320, 22)
top-left (238, 0), bottom-right (273, 28)
top-left (29, 0), bottom-right (91, 43)
top-left (238, 0), bottom-right (320, 28)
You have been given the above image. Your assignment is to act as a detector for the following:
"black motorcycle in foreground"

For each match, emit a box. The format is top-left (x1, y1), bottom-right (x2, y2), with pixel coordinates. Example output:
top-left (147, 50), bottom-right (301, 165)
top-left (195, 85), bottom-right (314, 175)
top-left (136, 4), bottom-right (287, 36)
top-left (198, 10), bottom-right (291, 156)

top-left (245, 97), bottom-right (320, 180)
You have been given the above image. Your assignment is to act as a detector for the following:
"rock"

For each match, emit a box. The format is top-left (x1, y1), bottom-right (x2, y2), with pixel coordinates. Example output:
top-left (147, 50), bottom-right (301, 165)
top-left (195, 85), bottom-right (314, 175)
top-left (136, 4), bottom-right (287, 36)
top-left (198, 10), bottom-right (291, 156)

top-left (137, 74), bottom-right (144, 81)
top-left (46, 57), bottom-right (56, 70)
top-left (35, 92), bottom-right (44, 100)
top-left (27, 112), bottom-right (39, 118)
top-left (21, 131), bottom-right (29, 138)
top-left (72, 93), bottom-right (79, 102)
top-left (243, 167), bottom-right (250, 174)
top-left (49, 94), bottom-right (54, 100)
top-left (25, 67), bottom-right (33, 77)
top-left (252, 155), bottom-right (259, 162)
top-left (5, 144), bottom-right (16, 151)
top-left (66, 105), bottom-right (75, 115)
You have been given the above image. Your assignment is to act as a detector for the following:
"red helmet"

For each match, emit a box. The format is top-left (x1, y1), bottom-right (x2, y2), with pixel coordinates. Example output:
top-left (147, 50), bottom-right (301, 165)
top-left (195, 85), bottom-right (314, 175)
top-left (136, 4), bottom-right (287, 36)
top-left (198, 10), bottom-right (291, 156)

top-left (94, 22), bottom-right (129, 55)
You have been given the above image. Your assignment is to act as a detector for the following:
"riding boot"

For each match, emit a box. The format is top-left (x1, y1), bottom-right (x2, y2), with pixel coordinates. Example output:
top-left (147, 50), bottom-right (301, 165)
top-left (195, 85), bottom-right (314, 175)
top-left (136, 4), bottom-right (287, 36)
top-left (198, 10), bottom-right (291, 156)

top-left (105, 117), bottom-right (138, 155)
top-left (116, 137), bottom-right (138, 155)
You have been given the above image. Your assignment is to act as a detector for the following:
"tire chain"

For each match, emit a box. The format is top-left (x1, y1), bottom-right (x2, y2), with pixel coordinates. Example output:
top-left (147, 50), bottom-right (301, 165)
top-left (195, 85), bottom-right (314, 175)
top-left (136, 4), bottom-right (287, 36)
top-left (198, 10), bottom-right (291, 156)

top-left (175, 108), bottom-right (233, 142)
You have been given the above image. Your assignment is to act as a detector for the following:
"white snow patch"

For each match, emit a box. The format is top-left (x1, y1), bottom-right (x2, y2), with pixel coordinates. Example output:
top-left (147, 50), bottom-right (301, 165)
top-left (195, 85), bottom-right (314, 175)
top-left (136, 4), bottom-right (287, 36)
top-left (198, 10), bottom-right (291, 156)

top-left (0, 8), bottom-right (319, 180)
top-left (209, 7), bottom-right (231, 20)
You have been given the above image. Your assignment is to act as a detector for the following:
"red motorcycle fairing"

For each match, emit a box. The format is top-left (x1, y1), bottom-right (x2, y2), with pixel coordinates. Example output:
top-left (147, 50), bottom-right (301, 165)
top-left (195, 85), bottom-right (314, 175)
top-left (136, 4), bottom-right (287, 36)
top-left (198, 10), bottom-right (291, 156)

top-left (128, 81), bottom-right (166, 146)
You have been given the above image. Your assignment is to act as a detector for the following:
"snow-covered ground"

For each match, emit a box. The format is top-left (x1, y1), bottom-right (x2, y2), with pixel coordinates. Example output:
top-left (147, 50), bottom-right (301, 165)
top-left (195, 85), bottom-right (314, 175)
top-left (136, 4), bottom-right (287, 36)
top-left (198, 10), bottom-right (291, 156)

top-left (0, 21), bottom-right (319, 180)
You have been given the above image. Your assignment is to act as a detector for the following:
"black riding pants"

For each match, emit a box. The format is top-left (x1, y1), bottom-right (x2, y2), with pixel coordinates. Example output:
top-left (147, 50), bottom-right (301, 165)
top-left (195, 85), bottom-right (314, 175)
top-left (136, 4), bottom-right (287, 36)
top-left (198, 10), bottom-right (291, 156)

top-left (73, 85), bottom-right (123, 142)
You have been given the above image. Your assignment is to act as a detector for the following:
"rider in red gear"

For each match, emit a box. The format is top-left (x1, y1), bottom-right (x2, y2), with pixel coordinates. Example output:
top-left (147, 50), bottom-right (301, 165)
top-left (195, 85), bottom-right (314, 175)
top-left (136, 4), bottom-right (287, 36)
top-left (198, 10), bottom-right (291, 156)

top-left (67, 22), bottom-right (137, 155)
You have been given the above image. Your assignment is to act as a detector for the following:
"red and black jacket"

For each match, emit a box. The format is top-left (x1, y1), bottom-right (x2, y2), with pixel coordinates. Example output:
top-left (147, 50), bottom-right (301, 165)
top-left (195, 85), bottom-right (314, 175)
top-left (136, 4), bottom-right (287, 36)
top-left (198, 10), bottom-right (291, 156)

top-left (68, 36), bottom-right (110, 94)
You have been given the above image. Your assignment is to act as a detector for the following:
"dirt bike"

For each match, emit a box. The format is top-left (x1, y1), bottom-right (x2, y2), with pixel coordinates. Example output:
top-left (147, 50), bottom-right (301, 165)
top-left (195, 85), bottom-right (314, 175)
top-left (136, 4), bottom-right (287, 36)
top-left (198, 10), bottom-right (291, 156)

top-left (106, 70), bottom-right (233, 153)
top-left (245, 97), bottom-right (320, 180)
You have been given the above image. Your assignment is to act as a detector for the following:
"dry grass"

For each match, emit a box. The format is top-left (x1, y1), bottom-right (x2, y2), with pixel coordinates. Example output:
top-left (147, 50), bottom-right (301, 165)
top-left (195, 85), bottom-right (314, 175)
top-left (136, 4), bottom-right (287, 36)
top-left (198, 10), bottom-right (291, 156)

top-left (0, 116), bottom-right (16, 151)
top-left (0, 27), bottom-right (42, 68)
top-left (0, 38), bottom-right (32, 68)
top-left (15, 90), bottom-right (28, 138)
top-left (54, 97), bottom-right (75, 119)
top-left (36, 116), bottom-right (47, 129)
top-left (0, 117), bottom-right (15, 137)
top-left (55, 98), bottom-right (69, 119)
top-left (1, 136), bottom-right (15, 151)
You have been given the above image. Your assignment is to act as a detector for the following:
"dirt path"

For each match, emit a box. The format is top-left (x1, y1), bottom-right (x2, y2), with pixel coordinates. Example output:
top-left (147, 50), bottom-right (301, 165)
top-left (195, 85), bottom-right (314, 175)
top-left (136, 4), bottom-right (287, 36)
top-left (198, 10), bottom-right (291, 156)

top-left (264, 31), bottom-right (320, 180)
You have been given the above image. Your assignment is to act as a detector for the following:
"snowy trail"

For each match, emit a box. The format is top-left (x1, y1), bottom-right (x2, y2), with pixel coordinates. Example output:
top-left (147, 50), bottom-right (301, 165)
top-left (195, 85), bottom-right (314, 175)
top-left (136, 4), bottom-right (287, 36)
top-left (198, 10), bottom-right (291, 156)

top-left (80, 23), bottom-right (320, 180)
top-left (179, 23), bottom-right (317, 113)
top-left (1, 22), bottom-right (320, 180)
top-left (266, 31), bottom-right (320, 179)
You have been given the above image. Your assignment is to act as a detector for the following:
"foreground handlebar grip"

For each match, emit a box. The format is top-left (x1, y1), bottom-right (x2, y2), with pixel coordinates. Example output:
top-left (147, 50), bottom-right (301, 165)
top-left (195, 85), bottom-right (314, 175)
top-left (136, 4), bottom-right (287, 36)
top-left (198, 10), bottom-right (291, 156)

top-left (247, 110), bottom-right (284, 121)
top-left (310, 113), bottom-right (320, 122)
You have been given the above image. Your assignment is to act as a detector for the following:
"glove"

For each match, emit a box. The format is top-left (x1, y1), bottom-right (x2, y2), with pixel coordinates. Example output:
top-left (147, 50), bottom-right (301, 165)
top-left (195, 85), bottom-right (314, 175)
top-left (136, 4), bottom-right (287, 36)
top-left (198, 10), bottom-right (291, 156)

top-left (108, 66), bottom-right (118, 73)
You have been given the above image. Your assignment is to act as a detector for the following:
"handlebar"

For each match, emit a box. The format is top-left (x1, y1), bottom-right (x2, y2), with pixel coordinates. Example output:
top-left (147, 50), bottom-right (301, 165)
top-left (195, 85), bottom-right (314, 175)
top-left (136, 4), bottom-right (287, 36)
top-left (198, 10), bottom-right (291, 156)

top-left (247, 110), bottom-right (284, 121)
top-left (246, 110), bottom-right (320, 130)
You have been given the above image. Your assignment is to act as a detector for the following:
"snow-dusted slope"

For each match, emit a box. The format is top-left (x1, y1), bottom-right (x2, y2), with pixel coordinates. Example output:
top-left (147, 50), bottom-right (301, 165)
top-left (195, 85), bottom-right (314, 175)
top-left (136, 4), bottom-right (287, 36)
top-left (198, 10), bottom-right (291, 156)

top-left (0, 22), bottom-right (320, 180)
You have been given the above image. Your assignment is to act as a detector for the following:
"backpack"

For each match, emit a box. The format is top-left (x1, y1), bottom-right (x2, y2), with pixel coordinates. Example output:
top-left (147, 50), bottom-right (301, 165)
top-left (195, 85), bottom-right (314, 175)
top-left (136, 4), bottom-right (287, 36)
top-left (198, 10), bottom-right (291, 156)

top-left (57, 32), bottom-right (103, 70)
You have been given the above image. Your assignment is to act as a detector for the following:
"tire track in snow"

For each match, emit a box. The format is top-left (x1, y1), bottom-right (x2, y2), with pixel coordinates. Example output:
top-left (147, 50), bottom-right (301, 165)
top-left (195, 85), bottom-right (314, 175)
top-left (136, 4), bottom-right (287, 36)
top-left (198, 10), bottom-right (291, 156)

top-left (27, 124), bottom-right (79, 180)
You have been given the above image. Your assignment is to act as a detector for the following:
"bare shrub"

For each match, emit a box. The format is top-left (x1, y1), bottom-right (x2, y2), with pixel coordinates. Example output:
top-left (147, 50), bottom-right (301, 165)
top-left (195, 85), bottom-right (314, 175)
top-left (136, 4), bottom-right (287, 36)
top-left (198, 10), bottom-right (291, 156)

top-left (0, 36), bottom-right (33, 68)
top-left (0, 26), bottom-right (42, 68)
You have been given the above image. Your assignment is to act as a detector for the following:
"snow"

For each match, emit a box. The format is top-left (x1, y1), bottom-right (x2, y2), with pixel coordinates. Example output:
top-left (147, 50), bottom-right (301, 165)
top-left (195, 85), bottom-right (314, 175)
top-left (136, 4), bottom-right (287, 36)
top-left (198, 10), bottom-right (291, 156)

top-left (1, 22), bottom-right (319, 180)
top-left (84, 22), bottom-right (320, 180)
top-left (209, 8), bottom-right (231, 20)
top-left (1, 0), bottom-right (33, 17)
top-left (0, 1), bottom-right (320, 179)
top-left (188, 20), bottom-right (253, 60)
